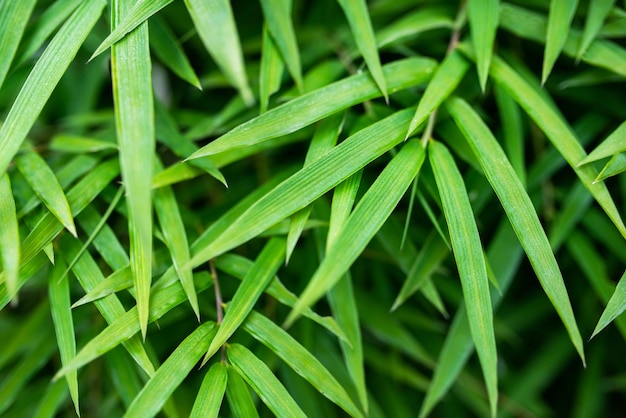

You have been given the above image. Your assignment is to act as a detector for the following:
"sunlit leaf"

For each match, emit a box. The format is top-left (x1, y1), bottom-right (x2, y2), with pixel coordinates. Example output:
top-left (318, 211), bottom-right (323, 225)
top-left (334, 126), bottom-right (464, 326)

top-left (0, 0), bottom-right (37, 89)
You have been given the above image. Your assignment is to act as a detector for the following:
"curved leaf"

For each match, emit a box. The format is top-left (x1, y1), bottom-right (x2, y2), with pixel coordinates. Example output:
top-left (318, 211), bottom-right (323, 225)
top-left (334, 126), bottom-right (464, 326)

top-left (190, 362), bottom-right (227, 418)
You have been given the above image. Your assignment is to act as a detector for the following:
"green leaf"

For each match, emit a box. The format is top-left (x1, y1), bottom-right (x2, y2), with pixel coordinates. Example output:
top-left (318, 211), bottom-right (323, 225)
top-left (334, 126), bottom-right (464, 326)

top-left (190, 362), bottom-right (227, 418)
top-left (285, 137), bottom-right (425, 326)
top-left (243, 310), bottom-right (364, 417)
top-left (187, 57), bottom-right (435, 158)
top-left (259, 24), bottom-right (284, 113)
top-left (203, 237), bottom-right (286, 364)
top-left (592, 270), bottom-right (626, 338)
top-left (54, 271), bottom-right (213, 379)
top-left (153, 159), bottom-right (198, 319)
top-left (188, 108), bottom-right (417, 268)
top-left (227, 343), bottom-right (307, 418)
top-left (578, 121), bottom-right (626, 165)
top-left (16, 150), bottom-right (77, 237)
top-left (429, 139), bottom-right (497, 417)
top-left (447, 96), bottom-right (585, 365)
top-left (91, 0), bottom-right (173, 60)
top-left (111, 0), bottom-right (155, 339)
top-left (468, 0), bottom-right (499, 91)
top-left (124, 322), bottom-right (217, 418)
top-left (213, 254), bottom-right (347, 342)
top-left (49, 135), bottom-right (118, 154)
top-left (488, 54), bottom-right (626, 238)
top-left (406, 49), bottom-right (469, 138)
top-left (48, 259), bottom-right (79, 416)
top-left (494, 84), bottom-right (526, 185)
top-left (595, 153), bottom-right (626, 182)
top-left (337, 0), bottom-right (388, 99)
top-left (71, 266), bottom-right (131, 308)
top-left (185, 0), bottom-right (253, 105)
top-left (259, 0), bottom-right (302, 92)
top-left (225, 365), bottom-right (259, 418)
top-left (543, 0), bottom-right (579, 84)
top-left (376, 6), bottom-right (454, 48)
top-left (0, 175), bottom-right (19, 302)
top-left (577, 0), bottom-right (615, 61)
top-left (149, 16), bottom-right (201, 89)
top-left (0, 0), bottom-right (37, 89)
top-left (0, 0), bottom-right (106, 176)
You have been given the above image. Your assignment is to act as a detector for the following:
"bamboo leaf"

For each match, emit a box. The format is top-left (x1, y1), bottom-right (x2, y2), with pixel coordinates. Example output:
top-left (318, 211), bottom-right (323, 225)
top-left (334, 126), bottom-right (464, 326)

top-left (259, 0), bottom-right (302, 92)
top-left (406, 50), bottom-right (469, 138)
top-left (153, 159), bottom-right (198, 319)
top-left (285, 138), bottom-right (425, 326)
top-left (468, 0), bottom-right (499, 91)
top-left (543, 0), bottom-right (579, 84)
top-left (591, 270), bottom-right (626, 338)
top-left (150, 16), bottom-right (201, 89)
top-left (225, 365), bottom-right (259, 418)
top-left (111, 0), bottom-right (155, 340)
top-left (447, 96), bottom-right (585, 365)
top-left (188, 108), bottom-right (417, 268)
top-left (243, 310), bottom-right (364, 417)
top-left (16, 150), bottom-right (77, 237)
top-left (429, 139), bottom-right (498, 417)
top-left (203, 238), bottom-right (286, 364)
top-left (0, 0), bottom-right (106, 176)
top-left (0, 0), bottom-right (37, 89)
top-left (54, 272), bottom-right (213, 379)
top-left (48, 259), bottom-right (79, 416)
top-left (187, 57), bottom-right (435, 158)
top-left (595, 153), bottom-right (626, 182)
top-left (488, 54), bottom-right (626, 238)
top-left (578, 121), bottom-right (626, 165)
top-left (124, 322), bottom-right (217, 418)
top-left (259, 24), bottom-right (284, 113)
top-left (376, 6), bottom-right (454, 48)
top-left (185, 0), bottom-right (253, 104)
top-left (577, 0), bottom-right (615, 61)
top-left (337, 0), bottom-right (388, 99)
top-left (71, 266), bottom-right (131, 308)
top-left (190, 362), bottom-right (227, 418)
top-left (494, 84), bottom-right (526, 185)
top-left (0, 175), bottom-right (19, 302)
top-left (227, 343), bottom-right (307, 418)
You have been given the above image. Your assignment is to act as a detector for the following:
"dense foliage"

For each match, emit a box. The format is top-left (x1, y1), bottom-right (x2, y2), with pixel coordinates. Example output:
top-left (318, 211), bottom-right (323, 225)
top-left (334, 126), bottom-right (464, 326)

top-left (1, 0), bottom-right (626, 416)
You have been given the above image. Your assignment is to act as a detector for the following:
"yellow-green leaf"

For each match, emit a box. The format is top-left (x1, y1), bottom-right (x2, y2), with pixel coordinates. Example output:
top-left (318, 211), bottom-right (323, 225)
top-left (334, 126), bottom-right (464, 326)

top-left (190, 362), bottom-right (227, 418)
top-left (468, 0), bottom-right (499, 91)
top-left (543, 0), bottom-right (579, 84)
top-left (0, 0), bottom-right (37, 89)
top-left (0, 175), bottom-right (19, 302)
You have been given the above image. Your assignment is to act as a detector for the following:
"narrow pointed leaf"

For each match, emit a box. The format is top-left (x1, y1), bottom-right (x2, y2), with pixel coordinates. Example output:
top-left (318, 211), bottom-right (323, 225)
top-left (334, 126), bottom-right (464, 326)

top-left (494, 84), bottom-right (526, 185)
top-left (338, 0), bottom-right (388, 99)
top-left (203, 238), bottom-right (286, 364)
top-left (488, 54), bottom-right (626, 238)
top-left (259, 24), bottom-right (284, 113)
top-left (225, 365), bottom-right (259, 418)
top-left (190, 362), bottom-right (227, 418)
top-left (543, 0), bottom-right (579, 83)
top-left (243, 310), bottom-right (363, 417)
top-left (447, 96), bottom-right (585, 364)
top-left (285, 138), bottom-right (425, 326)
top-left (54, 272), bottom-right (213, 379)
top-left (124, 322), bottom-right (217, 418)
top-left (0, 0), bottom-right (106, 176)
top-left (406, 50), bottom-right (469, 138)
top-left (429, 139), bottom-right (497, 417)
top-left (578, 121), bottom-right (626, 165)
top-left (577, 0), bottom-right (615, 61)
top-left (591, 270), bottom-right (626, 338)
top-left (188, 108), bottom-right (417, 268)
top-left (48, 259), bottom-right (79, 416)
top-left (111, 0), bottom-right (155, 339)
top-left (0, 175), bottom-right (19, 302)
top-left (227, 343), bottom-right (307, 418)
top-left (185, 0), bottom-right (253, 104)
top-left (150, 16), bottom-right (201, 89)
top-left (91, 0), bottom-right (173, 60)
top-left (187, 57), bottom-right (435, 158)
top-left (468, 0), bottom-right (499, 91)
top-left (154, 160), bottom-right (198, 319)
top-left (259, 0), bottom-right (302, 92)
top-left (596, 153), bottom-right (626, 182)
top-left (16, 150), bottom-right (77, 237)
top-left (71, 266), bottom-right (132, 308)
top-left (0, 0), bottom-right (37, 89)
top-left (376, 6), bottom-right (454, 48)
